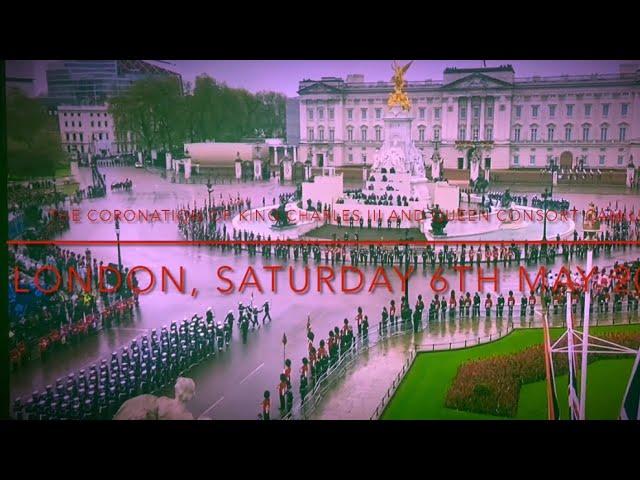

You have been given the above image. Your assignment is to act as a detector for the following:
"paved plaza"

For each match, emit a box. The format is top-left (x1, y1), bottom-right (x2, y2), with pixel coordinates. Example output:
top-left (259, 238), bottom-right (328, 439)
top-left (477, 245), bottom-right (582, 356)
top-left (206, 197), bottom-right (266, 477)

top-left (9, 165), bottom-right (640, 419)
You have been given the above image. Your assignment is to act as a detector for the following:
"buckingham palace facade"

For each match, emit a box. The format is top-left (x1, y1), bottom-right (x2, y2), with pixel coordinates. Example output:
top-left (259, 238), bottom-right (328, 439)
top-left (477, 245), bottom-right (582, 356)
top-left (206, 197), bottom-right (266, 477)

top-left (292, 64), bottom-right (640, 171)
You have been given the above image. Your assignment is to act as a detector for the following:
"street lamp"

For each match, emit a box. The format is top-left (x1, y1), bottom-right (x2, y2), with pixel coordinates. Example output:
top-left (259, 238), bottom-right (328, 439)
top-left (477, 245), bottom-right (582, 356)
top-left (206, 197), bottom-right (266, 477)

top-left (115, 217), bottom-right (122, 273)
top-left (206, 176), bottom-right (214, 208)
top-left (541, 187), bottom-right (551, 243)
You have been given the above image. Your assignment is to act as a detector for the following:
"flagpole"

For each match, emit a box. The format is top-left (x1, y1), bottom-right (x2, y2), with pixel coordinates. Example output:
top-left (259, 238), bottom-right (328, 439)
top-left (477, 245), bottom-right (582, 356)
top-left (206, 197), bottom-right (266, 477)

top-left (542, 310), bottom-right (555, 419)
top-left (579, 246), bottom-right (593, 420)
top-left (566, 289), bottom-right (577, 419)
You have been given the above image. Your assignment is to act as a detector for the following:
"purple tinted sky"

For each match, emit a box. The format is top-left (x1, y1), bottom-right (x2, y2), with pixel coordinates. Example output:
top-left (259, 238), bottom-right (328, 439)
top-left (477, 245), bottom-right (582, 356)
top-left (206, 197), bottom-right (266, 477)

top-left (16, 60), bottom-right (634, 97)
top-left (168, 60), bottom-right (629, 96)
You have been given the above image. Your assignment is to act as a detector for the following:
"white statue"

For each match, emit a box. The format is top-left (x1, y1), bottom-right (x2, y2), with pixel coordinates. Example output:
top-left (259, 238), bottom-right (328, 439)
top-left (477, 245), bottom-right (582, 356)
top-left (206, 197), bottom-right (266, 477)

top-left (431, 149), bottom-right (443, 180)
top-left (470, 147), bottom-right (481, 182)
top-left (113, 377), bottom-right (196, 420)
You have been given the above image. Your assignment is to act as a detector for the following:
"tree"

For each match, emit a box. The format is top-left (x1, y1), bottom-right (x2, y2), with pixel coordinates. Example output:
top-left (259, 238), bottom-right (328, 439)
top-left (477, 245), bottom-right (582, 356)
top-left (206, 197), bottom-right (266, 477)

top-left (109, 74), bottom-right (287, 150)
top-left (6, 89), bottom-right (66, 178)
top-left (109, 76), bottom-right (184, 153)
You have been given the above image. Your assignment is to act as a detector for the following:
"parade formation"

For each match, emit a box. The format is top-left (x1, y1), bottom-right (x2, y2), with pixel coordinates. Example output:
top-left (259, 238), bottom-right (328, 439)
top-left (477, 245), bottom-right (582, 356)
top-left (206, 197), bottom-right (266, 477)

top-left (7, 59), bottom-right (640, 421)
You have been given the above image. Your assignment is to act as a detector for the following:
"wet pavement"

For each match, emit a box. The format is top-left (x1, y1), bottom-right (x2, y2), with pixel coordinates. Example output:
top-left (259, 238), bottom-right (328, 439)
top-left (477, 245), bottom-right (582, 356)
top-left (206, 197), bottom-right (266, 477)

top-left (10, 166), bottom-right (640, 419)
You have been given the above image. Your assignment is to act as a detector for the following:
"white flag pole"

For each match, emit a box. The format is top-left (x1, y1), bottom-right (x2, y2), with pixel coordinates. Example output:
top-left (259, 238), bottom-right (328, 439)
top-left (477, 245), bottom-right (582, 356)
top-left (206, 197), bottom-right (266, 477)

top-left (579, 247), bottom-right (593, 420)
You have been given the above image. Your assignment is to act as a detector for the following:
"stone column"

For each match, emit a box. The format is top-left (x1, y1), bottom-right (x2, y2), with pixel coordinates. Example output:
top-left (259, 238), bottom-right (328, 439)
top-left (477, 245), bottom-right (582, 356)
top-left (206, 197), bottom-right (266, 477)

top-left (479, 97), bottom-right (485, 141)
top-left (273, 147), bottom-right (278, 164)
top-left (166, 152), bottom-right (172, 170)
top-left (184, 158), bottom-right (192, 180)
top-left (284, 159), bottom-right (293, 181)
top-left (235, 160), bottom-right (242, 181)
top-left (465, 97), bottom-right (471, 143)
top-left (293, 147), bottom-right (297, 163)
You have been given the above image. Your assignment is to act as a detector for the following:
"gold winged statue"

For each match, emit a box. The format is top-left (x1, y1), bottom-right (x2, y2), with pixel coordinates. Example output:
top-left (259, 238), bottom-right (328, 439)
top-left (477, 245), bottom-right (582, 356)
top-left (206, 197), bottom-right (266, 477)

top-left (388, 60), bottom-right (413, 111)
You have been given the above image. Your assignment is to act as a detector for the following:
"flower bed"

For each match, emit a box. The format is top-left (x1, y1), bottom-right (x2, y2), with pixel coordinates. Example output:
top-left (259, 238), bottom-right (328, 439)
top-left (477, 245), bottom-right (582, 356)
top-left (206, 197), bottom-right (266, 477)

top-left (444, 332), bottom-right (640, 418)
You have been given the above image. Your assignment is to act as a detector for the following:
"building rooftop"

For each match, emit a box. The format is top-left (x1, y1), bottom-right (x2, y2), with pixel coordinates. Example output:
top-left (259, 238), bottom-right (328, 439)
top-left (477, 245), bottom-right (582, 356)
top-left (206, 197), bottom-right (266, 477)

top-left (443, 65), bottom-right (515, 74)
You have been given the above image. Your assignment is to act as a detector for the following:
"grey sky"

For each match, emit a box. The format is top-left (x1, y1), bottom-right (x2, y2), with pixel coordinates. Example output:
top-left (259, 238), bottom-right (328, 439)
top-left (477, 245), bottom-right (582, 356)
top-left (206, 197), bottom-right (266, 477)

top-left (8, 59), bottom-right (635, 98)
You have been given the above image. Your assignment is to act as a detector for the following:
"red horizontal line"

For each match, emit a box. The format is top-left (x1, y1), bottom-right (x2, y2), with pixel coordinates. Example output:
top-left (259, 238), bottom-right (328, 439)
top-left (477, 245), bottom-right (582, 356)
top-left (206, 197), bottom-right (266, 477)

top-left (6, 240), bottom-right (640, 246)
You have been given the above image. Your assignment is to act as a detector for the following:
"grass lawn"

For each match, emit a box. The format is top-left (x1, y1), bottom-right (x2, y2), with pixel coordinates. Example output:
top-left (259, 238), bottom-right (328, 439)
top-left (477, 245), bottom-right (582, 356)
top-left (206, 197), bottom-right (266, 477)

top-left (382, 325), bottom-right (639, 420)
top-left (305, 224), bottom-right (426, 241)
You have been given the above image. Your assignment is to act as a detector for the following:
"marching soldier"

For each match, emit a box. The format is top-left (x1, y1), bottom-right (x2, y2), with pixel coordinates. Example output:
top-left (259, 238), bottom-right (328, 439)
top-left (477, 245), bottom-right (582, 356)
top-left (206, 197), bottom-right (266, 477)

top-left (260, 391), bottom-right (270, 420)
top-left (485, 293), bottom-right (493, 318)
top-left (507, 290), bottom-right (515, 317)
top-left (497, 293), bottom-right (505, 317)
top-left (528, 291), bottom-right (536, 316)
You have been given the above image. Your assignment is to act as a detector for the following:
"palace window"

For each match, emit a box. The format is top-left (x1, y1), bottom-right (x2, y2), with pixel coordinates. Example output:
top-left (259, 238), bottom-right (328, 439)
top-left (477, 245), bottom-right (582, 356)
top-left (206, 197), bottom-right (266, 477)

top-left (418, 126), bottom-right (425, 142)
top-left (308, 109), bottom-right (314, 121)
top-left (473, 105), bottom-right (480, 119)
top-left (585, 104), bottom-right (592, 116)
top-left (375, 126), bottom-right (382, 142)
top-left (318, 108), bottom-right (324, 120)
top-left (419, 108), bottom-right (425, 120)
top-left (434, 107), bottom-right (441, 120)
top-left (619, 126), bottom-right (627, 141)
top-left (472, 127), bottom-right (479, 141)
top-left (361, 108), bottom-right (367, 120)
top-left (91, 121), bottom-right (94, 127)
top-left (328, 108), bottom-right (334, 120)
top-left (433, 126), bottom-right (441, 141)
top-left (582, 125), bottom-right (590, 141)
top-left (602, 104), bottom-right (609, 117)
top-left (347, 109), bottom-right (353, 120)
top-left (347, 127), bottom-right (353, 141)
top-left (460, 105), bottom-right (467, 118)
top-left (361, 126), bottom-right (367, 142)
top-left (547, 126), bottom-right (555, 141)
top-left (376, 108), bottom-right (381, 119)
top-left (487, 105), bottom-right (494, 118)
top-left (65, 133), bottom-right (70, 141)
top-left (621, 103), bottom-right (629, 116)
top-left (318, 126), bottom-right (324, 141)
top-left (105, 121), bottom-right (108, 127)
top-left (513, 127), bottom-right (521, 142)
top-left (566, 104), bottom-right (574, 116)
top-left (529, 155), bottom-right (536, 165)
top-left (513, 154), bottom-right (519, 165)
top-left (458, 126), bottom-right (466, 141)
top-left (308, 128), bottom-right (314, 141)
top-left (485, 126), bottom-right (493, 141)
top-left (79, 133), bottom-right (83, 142)
top-left (600, 126), bottom-right (608, 141)
top-left (599, 155), bottom-right (605, 166)
top-left (329, 128), bottom-right (335, 142)
top-left (79, 121), bottom-right (82, 127)
top-left (565, 125), bottom-right (572, 141)
top-left (515, 105), bottom-right (522, 118)
top-left (530, 126), bottom-right (538, 142)
top-left (98, 121), bottom-right (101, 127)
top-left (549, 104), bottom-right (556, 117)
top-left (64, 121), bottom-right (68, 127)
top-left (348, 153), bottom-right (353, 163)
top-left (532, 105), bottom-right (539, 117)
top-left (72, 133), bottom-right (77, 141)
top-left (618, 155), bottom-right (624, 165)
top-left (362, 153), bottom-right (367, 164)
top-left (71, 121), bottom-right (75, 127)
